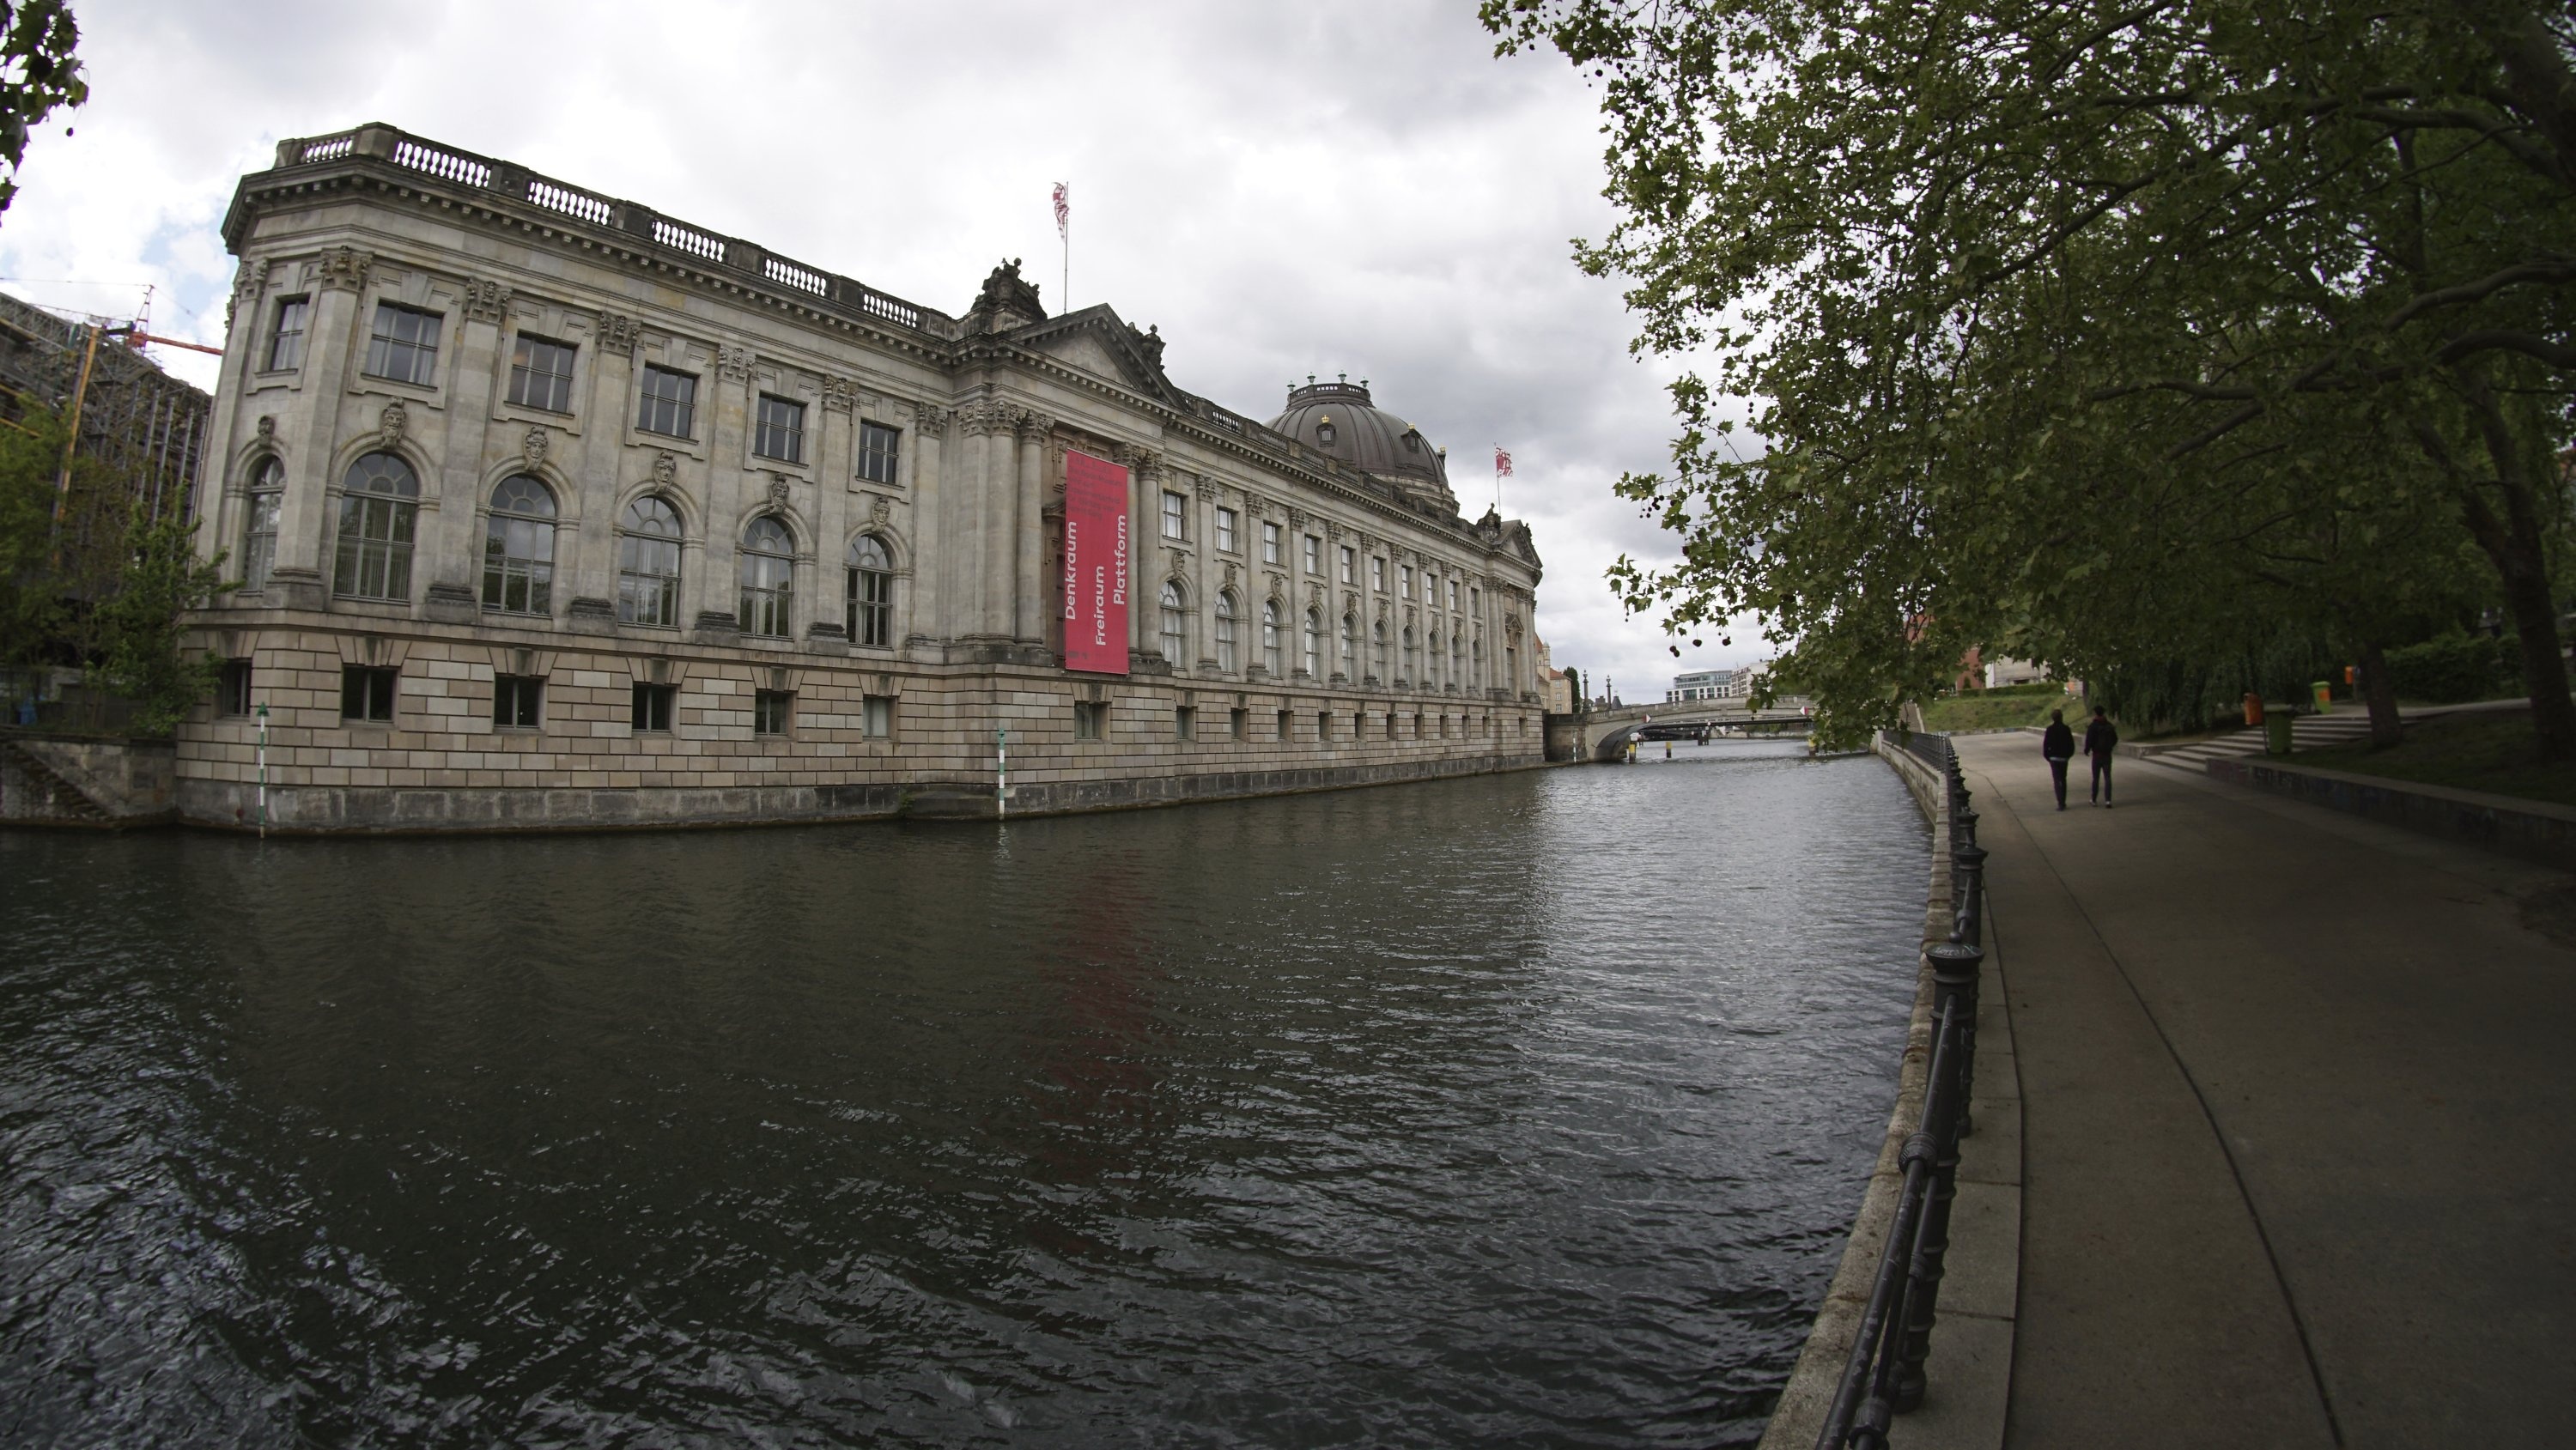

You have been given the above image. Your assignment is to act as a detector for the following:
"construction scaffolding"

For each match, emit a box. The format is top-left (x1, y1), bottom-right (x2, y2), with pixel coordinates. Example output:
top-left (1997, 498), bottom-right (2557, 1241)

top-left (0, 288), bottom-right (210, 524)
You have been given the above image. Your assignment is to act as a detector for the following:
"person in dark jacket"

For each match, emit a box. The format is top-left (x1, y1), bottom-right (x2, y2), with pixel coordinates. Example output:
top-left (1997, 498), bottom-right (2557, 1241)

top-left (2042, 709), bottom-right (2075, 810)
top-left (2084, 706), bottom-right (2118, 807)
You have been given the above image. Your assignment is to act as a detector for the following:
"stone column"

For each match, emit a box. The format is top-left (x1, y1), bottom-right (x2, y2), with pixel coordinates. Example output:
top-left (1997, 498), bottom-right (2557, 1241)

top-left (693, 344), bottom-right (755, 631)
top-left (1118, 447), bottom-right (1153, 659)
top-left (814, 379), bottom-right (859, 646)
top-left (1191, 476), bottom-right (1218, 673)
top-left (198, 262), bottom-right (270, 573)
top-left (957, 401), bottom-right (1014, 641)
top-left (906, 402), bottom-right (949, 650)
top-left (568, 312), bottom-right (641, 622)
top-left (270, 246), bottom-right (374, 608)
top-left (1014, 412), bottom-right (1053, 644)
top-left (422, 276), bottom-right (514, 621)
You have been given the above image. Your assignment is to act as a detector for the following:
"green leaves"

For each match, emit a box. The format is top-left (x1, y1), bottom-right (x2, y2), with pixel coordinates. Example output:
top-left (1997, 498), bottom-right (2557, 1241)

top-left (1492, 0), bottom-right (2576, 743)
top-left (0, 0), bottom-right (82, 222)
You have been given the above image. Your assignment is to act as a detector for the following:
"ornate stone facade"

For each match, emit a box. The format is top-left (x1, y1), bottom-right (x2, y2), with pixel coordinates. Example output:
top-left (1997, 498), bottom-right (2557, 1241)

top-left (178, 124), bottom-right (1547, 831)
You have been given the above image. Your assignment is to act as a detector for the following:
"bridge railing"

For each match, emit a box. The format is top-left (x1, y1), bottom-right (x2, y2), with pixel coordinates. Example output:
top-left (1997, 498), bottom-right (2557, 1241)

top-left (1821, 734), bottom-right (1986, 1448)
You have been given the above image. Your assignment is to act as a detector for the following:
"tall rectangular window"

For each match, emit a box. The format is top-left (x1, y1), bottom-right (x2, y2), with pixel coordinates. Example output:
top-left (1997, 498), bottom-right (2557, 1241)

top-left (507, 335), bottom-right (577, 412)
top-left (266, 297), bottom-right (308, 371)
top-left (753, 689), bottom-right (793, 736)
top-left (1073, 700), bottom-right (1107, 740)
top-left (1276, 708), bottom-right (1292, 742)
top-left (493, 675), bottom-right (544, 728)
top-left (631, 683), bottom-right (675, 732)
top-left (1370, 556), bottom-right (1386, 592)
top-left (1448, 579), bottom-right (1460, 610)
top-left (638, 366), bottom-right (697, 438)
top-left (1161, 490), bottom-right (1186, 540)
top-left (219, 659), bottom-right (253, 717)
top-left (1175, 705), bottom-right (1195, 741)
top-left (1339, 545), bottom-right (1355, 584)
top-left (862, 695), bottom-right (896, 739)
top-left (1215, 507), bottom-right (1238, 553)
top-left (857, 421), bottom-right (902, 483)
top-left (1262, 521), bottom-right (1281, 564)
top-left (754, 394), bottom-right (805, 463)
top-left (362, 302), bottom-right (440, 386)
top-left (1316, 710), bottom-right (1332, 743)
top-left (1230, 707), bottom-right (1248, 741)
top-left (1400, 564), bottom-right (1414, 599)
top-left (340, 665), bottom-right (397, 724)
top-left (1304, 536), bottom-right (1321, 574)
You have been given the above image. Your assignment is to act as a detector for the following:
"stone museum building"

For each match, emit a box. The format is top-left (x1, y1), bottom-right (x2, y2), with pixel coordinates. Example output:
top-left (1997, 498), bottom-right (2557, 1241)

top-left (179, 124), bottom-right (1547, 829)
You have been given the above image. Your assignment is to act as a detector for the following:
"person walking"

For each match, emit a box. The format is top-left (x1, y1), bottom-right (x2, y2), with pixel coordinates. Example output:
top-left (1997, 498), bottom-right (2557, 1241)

top-left (2042, 709), bottom-right (2075, 810)
top-left (2084, 705), bottom-right (2118, 807)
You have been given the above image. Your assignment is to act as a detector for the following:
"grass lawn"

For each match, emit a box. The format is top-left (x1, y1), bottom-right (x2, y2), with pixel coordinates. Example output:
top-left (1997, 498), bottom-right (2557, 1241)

top-left (1918, 692), bottom-right (2082, 733)
top-left (2299, 707), bottom-right (2576, 809)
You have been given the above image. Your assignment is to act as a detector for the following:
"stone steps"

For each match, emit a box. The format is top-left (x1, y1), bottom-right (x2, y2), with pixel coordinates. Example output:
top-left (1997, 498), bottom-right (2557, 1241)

top-left (0, 738), bottom-right (114, 824)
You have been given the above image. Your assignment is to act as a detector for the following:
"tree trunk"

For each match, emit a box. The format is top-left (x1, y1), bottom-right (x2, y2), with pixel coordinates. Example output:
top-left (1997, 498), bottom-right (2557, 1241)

top-left (2358, 640), bottom-right (2403, 749)
top-left (2499, 556), bottom-right (2576, 758)
top-left (2436, 377), bottom-right (2576, 762)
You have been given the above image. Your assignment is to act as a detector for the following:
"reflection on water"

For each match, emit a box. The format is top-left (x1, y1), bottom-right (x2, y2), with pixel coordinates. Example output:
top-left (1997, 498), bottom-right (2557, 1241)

top-left (0, 742), bottom-right (1926, 1447)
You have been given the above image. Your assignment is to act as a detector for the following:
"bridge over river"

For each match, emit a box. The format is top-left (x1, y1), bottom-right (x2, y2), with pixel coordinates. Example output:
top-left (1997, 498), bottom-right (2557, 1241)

top-left (1576, 698), bottom-right (1816, 761)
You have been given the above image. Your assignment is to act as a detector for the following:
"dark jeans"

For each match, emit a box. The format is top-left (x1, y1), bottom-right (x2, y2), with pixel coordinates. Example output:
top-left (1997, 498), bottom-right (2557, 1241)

top-left (2048, 756), bottom-right (2069, 806)
top-left (2091, 754), bottom-right (2113, 802)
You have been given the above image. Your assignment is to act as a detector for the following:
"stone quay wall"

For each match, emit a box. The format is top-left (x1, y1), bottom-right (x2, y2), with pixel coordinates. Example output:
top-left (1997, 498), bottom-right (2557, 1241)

top-left (178, 616), bottom-right (1546, 832)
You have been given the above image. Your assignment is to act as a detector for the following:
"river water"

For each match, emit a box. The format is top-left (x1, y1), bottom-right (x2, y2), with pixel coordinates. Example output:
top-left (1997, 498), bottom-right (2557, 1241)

top-left (0, 742), bottom-right (1927, 1447)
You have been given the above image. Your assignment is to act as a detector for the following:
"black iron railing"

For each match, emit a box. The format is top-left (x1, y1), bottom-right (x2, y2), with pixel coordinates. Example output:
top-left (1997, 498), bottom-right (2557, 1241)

top-left (1822, 736), bottom-right (1987, 1448)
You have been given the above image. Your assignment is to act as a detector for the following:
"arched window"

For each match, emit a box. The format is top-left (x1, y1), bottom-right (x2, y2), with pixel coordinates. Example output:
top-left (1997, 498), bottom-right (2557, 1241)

top-left (738, 515), bottom-right (795, 637)
top-left (1303, 608), bottom-right (1321, 676)
top-left (1401, 626), bottom-right (1418, 684)
top-left (241, 457), bottom-right (283, 592)
top-left (332, 451), bottom-right (418, 601)
top-left (1159, 581), bottom-right (1187, 663)
top-left (846, 534), bottom-right (893, 647)
top-left (1371, 618), bottom-right (1388, 682)
top-left (1214, 590), bottom-right (1239, 673)
top-left (1261, 599), bottom-right (1282, 676)
top-left (617, 496), bottom-right (683, 627)
top-left (481, 474), bottom-right (556, 615)
top-left (1340, 613), bottom-right (1358, 676)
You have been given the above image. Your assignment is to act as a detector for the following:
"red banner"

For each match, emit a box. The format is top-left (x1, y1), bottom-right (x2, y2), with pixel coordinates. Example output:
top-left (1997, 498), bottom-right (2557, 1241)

top-left (1062, 449), bottom-right (1130, 674)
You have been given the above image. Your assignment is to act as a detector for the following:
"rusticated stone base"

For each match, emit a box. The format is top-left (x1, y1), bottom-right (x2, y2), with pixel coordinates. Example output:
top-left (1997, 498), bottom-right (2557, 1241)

top-left (178, 751), bottom-right (1546, 834)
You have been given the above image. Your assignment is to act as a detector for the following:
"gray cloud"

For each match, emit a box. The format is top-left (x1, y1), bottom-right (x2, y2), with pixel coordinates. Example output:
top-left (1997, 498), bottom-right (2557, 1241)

top-left (3, 0), bottom-right (1765, 700)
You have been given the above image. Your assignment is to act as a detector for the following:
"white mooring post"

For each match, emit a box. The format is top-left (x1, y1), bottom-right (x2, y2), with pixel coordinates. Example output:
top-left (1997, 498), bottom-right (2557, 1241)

top-left (255, 701), bottom-right (269, 839)
top-left (996, 725), bottom-right (1008, 819)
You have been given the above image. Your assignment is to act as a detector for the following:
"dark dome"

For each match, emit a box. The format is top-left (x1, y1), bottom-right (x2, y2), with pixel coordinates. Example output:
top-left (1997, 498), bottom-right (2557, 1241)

top-left (1267, 378), bottom-right (1454, 509)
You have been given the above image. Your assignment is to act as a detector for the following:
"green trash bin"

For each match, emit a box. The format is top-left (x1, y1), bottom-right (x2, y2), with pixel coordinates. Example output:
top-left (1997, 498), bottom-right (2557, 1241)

top-left (2266, 710), bottom-right (2295, 755)
top-left (2312, 680), bottom-right (2334, 713)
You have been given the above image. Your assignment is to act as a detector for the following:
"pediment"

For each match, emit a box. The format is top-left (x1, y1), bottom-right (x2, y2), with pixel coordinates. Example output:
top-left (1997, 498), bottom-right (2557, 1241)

top-left (1034, 329), bottom-right (1132, 385)
top-left (1011, 306), bottom-right (1176, 402)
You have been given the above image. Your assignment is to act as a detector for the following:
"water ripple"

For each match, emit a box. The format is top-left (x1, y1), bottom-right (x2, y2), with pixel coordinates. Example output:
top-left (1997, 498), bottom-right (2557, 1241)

top-left (0, 742), bottom-right (1926, 1447)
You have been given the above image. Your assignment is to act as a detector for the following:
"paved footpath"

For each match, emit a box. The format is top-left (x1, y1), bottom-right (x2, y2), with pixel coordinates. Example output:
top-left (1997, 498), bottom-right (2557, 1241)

top-left (1953, 733), bottom-right (2576, 1448)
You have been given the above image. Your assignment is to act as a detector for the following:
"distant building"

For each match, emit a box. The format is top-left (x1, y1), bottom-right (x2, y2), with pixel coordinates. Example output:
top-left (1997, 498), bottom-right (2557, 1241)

top-left (1667, 668), bottom-right (1729, 703)
top-left (1984, 656), bottom-right (2045, 689)
top-left (177, 124), bottom-right (1551, 832)
top-left (1722, 660), bottom-right (1770, 699)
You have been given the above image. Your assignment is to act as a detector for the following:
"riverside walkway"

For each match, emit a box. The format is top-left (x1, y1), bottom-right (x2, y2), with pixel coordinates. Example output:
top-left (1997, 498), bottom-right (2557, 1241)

top-left (1948, 732), bottom-right (2576, 1447)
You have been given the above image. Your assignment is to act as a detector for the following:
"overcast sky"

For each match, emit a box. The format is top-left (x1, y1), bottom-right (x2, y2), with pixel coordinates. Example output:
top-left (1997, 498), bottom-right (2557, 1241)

top-left (0, 0), bottom-right (1761, 701)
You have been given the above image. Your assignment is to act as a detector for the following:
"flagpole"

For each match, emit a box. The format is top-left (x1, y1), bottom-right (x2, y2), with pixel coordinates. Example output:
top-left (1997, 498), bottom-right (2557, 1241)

top-left (1054, 181), bottom-right (1070, 312)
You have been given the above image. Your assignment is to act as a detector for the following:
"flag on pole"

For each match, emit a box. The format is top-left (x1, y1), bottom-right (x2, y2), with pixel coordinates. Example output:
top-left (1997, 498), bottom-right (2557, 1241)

top-left (1053, 182), bottom-right (1069, 240)
top-left (1494, 446), bottom-right (1514, 477)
